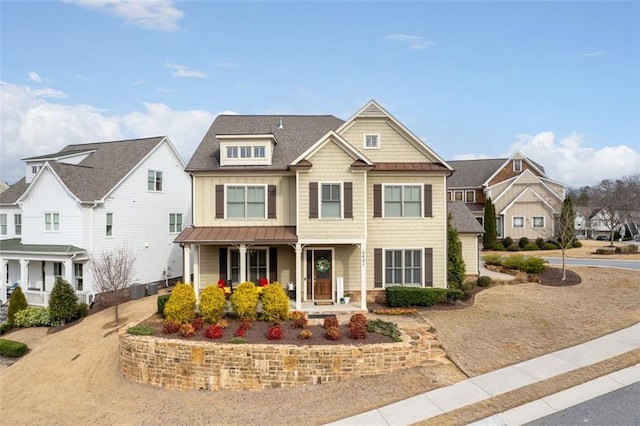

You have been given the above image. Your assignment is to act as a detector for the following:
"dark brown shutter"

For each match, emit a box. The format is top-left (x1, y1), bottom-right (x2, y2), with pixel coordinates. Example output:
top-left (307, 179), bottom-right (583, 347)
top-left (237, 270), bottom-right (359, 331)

top-left (215, 185), bottom-right (224, 219)
top-left (309, 182), bottom-right (318, 218)
top-left (344, 182), bottom-right (353, 218)
top-left (219, 248), bottom-right (227, 281)
top-left (268, 247), bottom-right (278, 282)
top-left (424, 184), bottom-right (432, 217)
top-left (424, 248), bottom-right (433, 287)
top-left (373, 184), bottom-right (382, 218)
top-left (374, 248), bottom-right (383, 288)
top-left (268, 185), bottom-right (277, 219)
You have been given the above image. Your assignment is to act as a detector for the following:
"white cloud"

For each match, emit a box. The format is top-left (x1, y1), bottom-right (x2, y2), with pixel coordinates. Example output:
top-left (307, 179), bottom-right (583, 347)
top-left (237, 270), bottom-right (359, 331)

top-left (570, 51), bottom-right (606, 58)
top-left (216, 62), bottom-right (238, 69)
top-left (164, 63), bottom-right (206, 78)
top-left (1, 82), bottom-right (219, 184)
top-left (64, 0), bottom-right (184, 32)
top-left (28, 72), bottom-right (42, 83)
top-left (384, 34), bottom-right (435, 50)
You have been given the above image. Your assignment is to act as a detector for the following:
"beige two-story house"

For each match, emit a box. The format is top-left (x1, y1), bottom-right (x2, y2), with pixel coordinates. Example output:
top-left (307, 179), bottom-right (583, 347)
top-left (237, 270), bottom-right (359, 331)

top-left (176, 100), bottom-right (453, 311)
top-left (447, 153), bottom-right (565, 240)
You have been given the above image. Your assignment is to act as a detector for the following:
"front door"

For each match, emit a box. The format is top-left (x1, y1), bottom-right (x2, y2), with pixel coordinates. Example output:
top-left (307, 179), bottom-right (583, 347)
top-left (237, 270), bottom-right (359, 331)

top-left (306, 249), bottom-right (332, 300)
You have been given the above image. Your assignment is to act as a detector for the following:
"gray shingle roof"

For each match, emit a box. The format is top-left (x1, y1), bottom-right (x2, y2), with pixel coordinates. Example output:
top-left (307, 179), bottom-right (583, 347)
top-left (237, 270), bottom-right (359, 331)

top-left (0, 238), bottom-right (86, 254)
top-left (447, 159), bottom-right (507, 188)
top-left (448, 201), bottom-right (485, 234)
top-left (186, 115), bottom-right (344, 171)
top-left (1, 137), bottom-right (165, 203)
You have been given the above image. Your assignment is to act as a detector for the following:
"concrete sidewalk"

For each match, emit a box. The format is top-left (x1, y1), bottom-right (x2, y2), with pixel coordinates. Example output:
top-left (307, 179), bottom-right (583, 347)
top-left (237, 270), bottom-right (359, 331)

top-left (326, 323), bottom-right (640, 426)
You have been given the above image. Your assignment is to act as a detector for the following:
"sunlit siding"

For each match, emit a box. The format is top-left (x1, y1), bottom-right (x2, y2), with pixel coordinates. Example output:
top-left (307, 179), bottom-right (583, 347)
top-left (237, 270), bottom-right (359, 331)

top-left (459, 233), bottom-right (479, 276)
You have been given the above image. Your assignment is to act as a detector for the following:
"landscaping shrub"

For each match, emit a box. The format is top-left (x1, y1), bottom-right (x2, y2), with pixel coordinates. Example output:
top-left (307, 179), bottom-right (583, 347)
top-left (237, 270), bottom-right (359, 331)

top-left (520, 257), bottom-right (547, 274)
top-left (349, 322), bottom-right (367, 340)
top-left (13, 307), bottom-right (54, 328)
top-left (446, 289), bottom-right (464, 303)
top-left (230, 281), bottom-right (259, 321)
top-left (240, 318), bottom-right (253, 330)
top-left (235, 327), bottom-right (247, 338)
top-left (325, 326), bottom-right (341, 341)
top-left (544, 243), bottom-right (558, 250)
top-left (204, 324), bottom-right (224, 339)
top-left (7, 286), bottom-right (28, 325)
top-left (164, 282), bottom-right (196, 324)
top-left (506, 243), bottom-right (522, 251)
top-left (48, 277), bottom-right (82, 324)
top-left (546, 240), bottom-right (559, 249)
top-left (179, 322), bottom-right (196, 337)
top-left (291, 311), bottom-right (308, 329)
top-left (615, 245), bottom-right (638, 254)
top-left (367, 319), bottom-right (402, 342)
top-left (535, 237), bottom-right (546, 249)
top-left (502, 237), bottom-right (514, 248)
top-left (199, 285), bottom-right (227, 323)
top-left (77, 302), bottom-right (89, 318)
top-left (573, 241), bottom-right (583, 248)
top-left (267, 324), bottom-right (283, 340)
top-left (502, 254), bottom-right (526, 270)
top-left (323, 316), bottom-right (339, 329)
top-left (228, 337), bottom-right (247, 344)
top-left (191, 317), bottom-right (204, 331)
top-left (460, 280), bottom-right (476, 292)
top-left (477, 276), bottom-right (492, 287)
top-left (385, 286), bottom-right (452, 308)
top-left (259, 282), bottom-right (289, 323)
top-left (298, 329), bottom-right (313, 340)
top-left (0, 323), bottom-right (13, 335)
top-left (518, 237), bottom-right (529, 248)
top-left (126, 326), bottom-right (153, 336)
top-left (483, 254), bottom-right (504, 266)
top-left (156, 294), bottom-right (171, 318)
top-left (493, 242), bottom-right (505, 251)
top-left (0, 338), bottom-right (28, 357)
top-left (349, 313), bottom-right (368, 329)
top-left (524, 243), bottom-right (539, 251)
top-left (162, 320), bottom-right (180, 334)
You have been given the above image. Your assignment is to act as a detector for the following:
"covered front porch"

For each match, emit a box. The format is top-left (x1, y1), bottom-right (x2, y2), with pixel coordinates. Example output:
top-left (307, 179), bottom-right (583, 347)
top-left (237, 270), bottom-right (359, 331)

top-left (174, 226), bottom-right (369, 312)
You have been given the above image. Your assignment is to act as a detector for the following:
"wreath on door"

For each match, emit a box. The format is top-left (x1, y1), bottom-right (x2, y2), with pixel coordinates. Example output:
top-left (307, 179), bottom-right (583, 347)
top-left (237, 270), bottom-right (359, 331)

top-left (316, 257), bottom-right (330, 273)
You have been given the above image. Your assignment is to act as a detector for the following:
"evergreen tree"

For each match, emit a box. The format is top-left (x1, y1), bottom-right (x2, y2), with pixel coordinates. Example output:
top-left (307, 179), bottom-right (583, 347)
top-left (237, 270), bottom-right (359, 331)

top-left (7, 286), bottom-right (27, 325)
top-left (49, 277), bottom-right (81, 324)
top-left (447, 213), bottom-right (466, 289)
top-left (483, 197), bottom-right (497, 249)
top-left (556, 196), bottom-right (576, 281)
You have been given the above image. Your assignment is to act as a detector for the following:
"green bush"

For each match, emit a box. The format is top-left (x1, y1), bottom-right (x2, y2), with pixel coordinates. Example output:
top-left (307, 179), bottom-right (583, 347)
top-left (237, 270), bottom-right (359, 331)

top-left (535, 237), bottom-right (546, 249)
top-left (7, 286), bottom-right (28, 325)
top-left (367, 319), bottom-right (402, 342)
top-left (506, 243), bottom-right (522, 251)
top-left (0, 323), bottom-right (14, 335)
top-left (199, 285), bottom-right (227, 323)
top-left (518, 237), bottom-right (529, 248)
top-left (259, 282), bottom-right (289, 323)
top-left (572, 241), bottom-right (583, 248)
top-left (524, 243), bottom-right (539, 251)
top-left (77, 302), bottom-right (89, 318)
top-left (546, 240), bottom-right (559, 249)
top-left (48, 277), bottom-right (82, 324)
top-left (460, 280), bottom-right (476, 292)
top-left (502, 237), bottom-right (514, 248)
top-left (164, 282), bottom-right (196, 324)
top-left (521, 257), bottom-right (547, 274)
top-left (477, 276), bottom-right (492, 287)
top-left (446, 289), bottom-right (464, 303)
top-left (543, 243), bottom-right (558, 250)
top-left (385, 286), bottom-right (451, 308)
top-left (0, 338), bottom-right (29, 357)
top-left (157, 294), bottom-right (171, 318)
top-left (230, 281), bottom-right (259, 321)
top-left (503, 254), bottom-right (526, 270)
top-left (493, 242), bottom-right (505, 251)
top-left (13, 307), bottom-right (54, 327)
top-left (483, 254), bottom-right (504, 266)
top-left (126, 325), bottom-right (154, 336)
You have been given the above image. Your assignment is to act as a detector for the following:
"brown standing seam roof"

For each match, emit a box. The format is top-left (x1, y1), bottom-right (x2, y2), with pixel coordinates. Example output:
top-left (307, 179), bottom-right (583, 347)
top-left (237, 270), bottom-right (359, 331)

top-left (174, 226), bottom-right (298, 244)
top-left (372, 163), bottom-right (450, 172)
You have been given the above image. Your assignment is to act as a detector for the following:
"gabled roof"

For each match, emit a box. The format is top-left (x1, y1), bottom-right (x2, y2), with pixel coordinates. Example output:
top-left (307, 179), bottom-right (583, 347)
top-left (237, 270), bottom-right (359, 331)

top-left (290, 130), bottom-right (373, 167)
top-left (448, 202), bottom-right (485, 234)
top-left (186, 115), bottom-right (344, 172)
top-left (3, 137), bottom-right (169, 204)
top-left (447, 154), bottom-right (547, 188)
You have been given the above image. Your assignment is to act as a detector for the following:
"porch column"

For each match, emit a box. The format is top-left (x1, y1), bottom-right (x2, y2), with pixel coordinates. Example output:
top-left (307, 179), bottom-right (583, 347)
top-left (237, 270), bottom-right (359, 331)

top-left (360, 244), bottom-right (367, 310)
top-left (239, 244), bottom-right (247, 283)
top-left (19, 259), bottom-right (29, 289)
top-left (295, 243), bottom-right (302, 311)
top-left (193, 245), bottom-right (200, 304)
top-left (183, 244), bottom-right (191, 284)
top-left (1, 259), bottom-right (7, 304)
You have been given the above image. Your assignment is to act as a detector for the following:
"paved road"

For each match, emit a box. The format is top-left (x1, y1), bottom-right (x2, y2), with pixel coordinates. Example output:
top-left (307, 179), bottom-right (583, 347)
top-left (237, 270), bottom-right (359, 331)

top-left (525, 382), bottom-right (640, 426)
top-left (542, 257), bottom-right (640, 270)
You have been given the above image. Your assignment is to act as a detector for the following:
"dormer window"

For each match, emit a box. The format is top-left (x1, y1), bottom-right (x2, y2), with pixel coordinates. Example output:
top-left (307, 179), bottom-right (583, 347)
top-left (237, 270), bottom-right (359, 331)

top-left (32, 166), bottom-right (40, 174)
top-left (227, 147), bottom-right (238, 158)
top-left (513, 159), bottom-right (523, 172)
top-left (218, 134), bottom-right (275, 166)
top-left (254, 146), bottom-right (265, 158)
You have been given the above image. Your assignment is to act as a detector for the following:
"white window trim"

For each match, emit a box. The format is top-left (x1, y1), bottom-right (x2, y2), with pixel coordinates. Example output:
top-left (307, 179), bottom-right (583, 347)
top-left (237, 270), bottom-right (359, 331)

top-left (513, 159), bottom-right (523, 172)
top-left (496, 216), bottom-right (503, 238)
top-left (147, 170), bottom-right (163, 192)
top-left (106, 212), bottom-right (114, 237)
top-left (453, 190), bottom-right (464, 202)
top-left (45, 212), bottom-right (60, 232)
top-left (319, 182), bottom-right (343, 220)
top-left (382, 184), bottom-right (423, 218)
top-left (383, 247), bottom-right (423, 287)
top-left (14, 214), bottom-right (22, 235)
top-left (0, 214), bottom-right (7, 235)
top-left (465, 190), bottom-right (475, 203)
top-left (169, 213), bottom-right (183, 233)
top-left (447, 191), bottom-right (453, 202)
top-left (228, 247), bottom-right (270, 284)
top-left (512, 216), bottom-right (525, 228)
top-left (225, 184), bottom-right (268, 220)
top-left (363, 134), bottom-right (380, 149)
top-left (532, 216), bottom-right (545, 228)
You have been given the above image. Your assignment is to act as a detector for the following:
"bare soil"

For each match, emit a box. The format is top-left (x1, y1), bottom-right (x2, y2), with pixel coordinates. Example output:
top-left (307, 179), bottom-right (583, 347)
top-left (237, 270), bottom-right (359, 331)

top-left (1, 264), bottom-right (638, 425)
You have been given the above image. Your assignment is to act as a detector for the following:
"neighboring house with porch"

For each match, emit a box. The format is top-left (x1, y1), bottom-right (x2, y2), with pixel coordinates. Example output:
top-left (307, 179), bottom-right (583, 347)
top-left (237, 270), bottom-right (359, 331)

top-left (0, 137), bottom-right (191, 306)
top-left (448, 201), bottom-right (484, 279)
top-left (176, 100), bottom-right (454, 311)
top-left (446, 153), bottom-right (565, 240)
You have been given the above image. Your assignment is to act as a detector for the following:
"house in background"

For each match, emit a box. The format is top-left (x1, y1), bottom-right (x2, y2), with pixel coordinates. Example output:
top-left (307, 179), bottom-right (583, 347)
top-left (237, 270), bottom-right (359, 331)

top-left (176, 100), bottom-right (454, 311)
top-left (0, 181), bottom-right (8, 194)
top-left (0, 137), bottom-right (191, 306)
top-left (448, 201), bottom-right (484, 279)
top-left (447, 153), bottom-right (565, 240)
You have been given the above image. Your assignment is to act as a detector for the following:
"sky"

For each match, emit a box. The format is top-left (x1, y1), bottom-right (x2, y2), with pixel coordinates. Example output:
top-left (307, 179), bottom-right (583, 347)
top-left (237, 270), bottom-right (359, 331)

top-left (1, 0), bottom-right (639, 188)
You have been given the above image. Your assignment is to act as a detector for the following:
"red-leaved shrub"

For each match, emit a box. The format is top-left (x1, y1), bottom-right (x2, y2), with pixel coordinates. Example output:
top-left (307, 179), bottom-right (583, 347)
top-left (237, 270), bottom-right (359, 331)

top-left (240, 318), bottom-right (253, 330)
top-left (349, 323), bottom-right (367, 340)
top-left (162, 320), bottom-right (180, 334)
top-left (349, 313), bottom-right (368, 328)
top-left (267, 324), bottom-right (283, 340)
top-left (325, 325), bottom-right (341, 341)
top-left (180, 322), bottom-right (196, 337)
top-left (204, 324), bottom-right (224, 339)
top-left (235, 327), bottom-right (247, 338)
top-left (323, 316), bottom-right (339, 329)
top-left (191, 317), bottom-right (204, 331)
top-left (299, 329), bottom-right (313, 340)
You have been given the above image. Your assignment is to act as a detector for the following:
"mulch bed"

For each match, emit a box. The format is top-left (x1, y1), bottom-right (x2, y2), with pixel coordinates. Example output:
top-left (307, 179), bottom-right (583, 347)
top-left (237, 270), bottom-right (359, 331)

top-left (537, 267), bottom-right (582, 286)
top-left (137, 314), bottom-right (396, 346)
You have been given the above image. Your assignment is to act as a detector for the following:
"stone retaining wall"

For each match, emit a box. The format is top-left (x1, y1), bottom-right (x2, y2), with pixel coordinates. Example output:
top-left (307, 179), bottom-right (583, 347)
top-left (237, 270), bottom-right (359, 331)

top-left (119, 324), bottom-right (448, 391)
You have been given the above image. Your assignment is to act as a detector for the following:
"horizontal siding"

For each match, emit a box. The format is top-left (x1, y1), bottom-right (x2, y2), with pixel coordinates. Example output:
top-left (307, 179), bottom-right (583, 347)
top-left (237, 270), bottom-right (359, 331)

top-left (460, 234), bottom-right (479, 276)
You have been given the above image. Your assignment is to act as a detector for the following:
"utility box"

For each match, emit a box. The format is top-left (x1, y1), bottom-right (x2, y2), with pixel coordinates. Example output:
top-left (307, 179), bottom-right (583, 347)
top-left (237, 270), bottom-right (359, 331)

top-left (147, 283), bottom-right (158, 296)
top-left (130, 284), bottom-right (145, 300)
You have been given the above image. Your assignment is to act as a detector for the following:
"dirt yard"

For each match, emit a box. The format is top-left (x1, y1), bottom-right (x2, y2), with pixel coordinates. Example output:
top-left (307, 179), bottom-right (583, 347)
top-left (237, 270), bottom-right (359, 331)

top-left (1, 263), bottom-right (638, 425)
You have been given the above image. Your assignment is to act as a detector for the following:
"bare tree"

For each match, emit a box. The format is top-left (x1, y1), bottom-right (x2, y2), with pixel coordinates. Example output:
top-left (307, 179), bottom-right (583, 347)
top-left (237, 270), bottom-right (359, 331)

top-left (555, 196), bottom-right (576, 281)
top-left (91, 245), bottom-right (136, 323)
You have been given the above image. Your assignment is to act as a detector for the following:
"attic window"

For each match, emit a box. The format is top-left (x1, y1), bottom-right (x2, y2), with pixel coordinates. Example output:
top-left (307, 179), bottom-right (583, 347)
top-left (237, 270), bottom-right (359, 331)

top-left (364, 134), bottom-right (379, 149)
top-left (219, 134), bottom-right (274, 166)
top-left (513, 159), bottom-right (523, 172)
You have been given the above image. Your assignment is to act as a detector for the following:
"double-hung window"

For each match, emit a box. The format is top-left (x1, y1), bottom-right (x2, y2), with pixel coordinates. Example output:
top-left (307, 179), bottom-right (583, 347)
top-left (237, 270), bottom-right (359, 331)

top-left (169, 213), bottom-right (183, 233)
top-left (513, 159), bottom-right (522, 172)
top-left (465, 190), bottom-right (475, 203)
top-left (240, 146), bottom-right (252, 158)
top-left (229, 248), bottom-right (267, 284)
top-left (253, 146), bottom-right (265, 158)
top-left (226, 146), bottom-right (238, 158)
top-left (0, 214), bottom-right (6, 235)
top-left (385, 249), bottom-right (422, 286)
top-left (147, 170), bottom-right (163, 192)
top-left (364, 134), bottom-right (379, 149)
top-left (74, 263), bottom-right (83, 291)
top-left (53, 262), bottom-right (63, 278)
top-left (384, 185), bottom-right (421, 217)
top-left (532, 216), bottom-right (545, 228)
top-left (227, 185), bottom-right (266, 219)
top-left (454, 191), bottom-right (463, 202)
top-left (106, 213), bottom-right (113, 236)
top-left (45, 213), bottom-right (60, 231)
top-left (14, 214), bottom-right (21, 235)
top-left (321, 183), bottom-right (341, 218)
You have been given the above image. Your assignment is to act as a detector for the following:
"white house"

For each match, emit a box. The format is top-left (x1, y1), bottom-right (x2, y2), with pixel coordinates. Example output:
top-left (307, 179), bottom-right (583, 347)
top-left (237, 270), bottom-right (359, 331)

top-left (0, 137), bottom-right (191, 306)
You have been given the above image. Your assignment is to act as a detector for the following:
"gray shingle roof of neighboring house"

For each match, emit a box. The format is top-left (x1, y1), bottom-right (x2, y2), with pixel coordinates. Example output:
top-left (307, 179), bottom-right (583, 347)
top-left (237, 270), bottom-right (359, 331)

top-left (186, 115), bottom-right (345, 171)
top-left (0, 137), bottom-right (165, 203)
top-left (0, 238), bottom-right (86, 254)
top-left (447, 157), bottom-right (546, 188)
top-left (448, 201), bottom-right (485, 234)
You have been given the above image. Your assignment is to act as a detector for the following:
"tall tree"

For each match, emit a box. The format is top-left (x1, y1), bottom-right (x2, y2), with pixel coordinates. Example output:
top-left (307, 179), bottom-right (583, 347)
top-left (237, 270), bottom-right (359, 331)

top-left (555, 196), bottom-right (576, 281)
top-left (447, 213), bottom-right (466, 290)
top-left (483, 197), bottom-right (497, 249)
top-left (91, 245), bottom-right (136, 323)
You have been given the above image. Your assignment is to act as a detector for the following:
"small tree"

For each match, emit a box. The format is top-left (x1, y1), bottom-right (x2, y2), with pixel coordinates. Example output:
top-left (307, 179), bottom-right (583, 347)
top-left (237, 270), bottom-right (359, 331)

top-left (555, 196), bottom-right (576, 281)
top-left (447, 213), bottom-right (466, 289)
top-left (7, 286), bottom-right (28, 325)
top-left (91, 246), bottom-right (136, 324)
top-left (49, 277), bottom-right (81, 324)
top-left (483, 197), bottom-right (498, 249)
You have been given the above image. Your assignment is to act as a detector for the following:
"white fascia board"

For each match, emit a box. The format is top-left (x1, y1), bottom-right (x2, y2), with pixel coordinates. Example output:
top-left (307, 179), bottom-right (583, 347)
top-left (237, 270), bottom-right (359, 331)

top-left (16, 162), bottom-right (80, 204)
top-left (289, 130), bottom-right (373, 166)
top-left (498, 187), bottom-right (556, 216)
